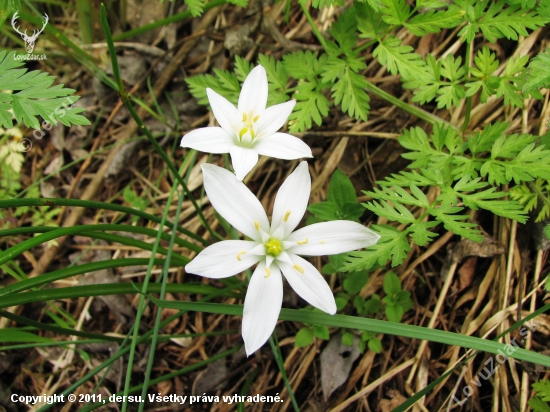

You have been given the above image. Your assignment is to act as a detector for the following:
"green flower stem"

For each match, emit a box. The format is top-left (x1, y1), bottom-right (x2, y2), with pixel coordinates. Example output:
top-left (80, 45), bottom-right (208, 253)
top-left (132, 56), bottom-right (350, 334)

top-left (269, 334), bottom-right (300, 412)
top-left (0, 258), bottom-right (174, 297)
top-left (118, 166), bottom-right (180, 412)
top-left (299, 2), bottom-right (328, 50)
top-left (99, 4), bottom-right (219, 241)
top-left (2, 224), bottom-right (200, 254)
top-left (0, 197), bottom-right (208, 245)
top-left (33, 310), bottom-right (189, 412)
top-left (364, 82), bottom-right (455, 128)
top-left (151, 299), bottom-right (550, 367)
top-left (0, 224), bottom-right (190, 267)
top-left (112, 0), bottom-right (226, 41)
top-left (139, 181), bottom-right (187, 411)
top-left (394, 303), bottom-right (550, 411)
top-left (78, 346), bottom-right (240, 412)
top-left (0, 309), bottom-right (124, 342)
top-left (0, 283), bottom-right (243, 309)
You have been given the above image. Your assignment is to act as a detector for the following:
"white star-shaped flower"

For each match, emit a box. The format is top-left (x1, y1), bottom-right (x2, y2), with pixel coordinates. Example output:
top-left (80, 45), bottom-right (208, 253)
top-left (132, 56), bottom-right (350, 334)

top-left (185, 162), bottom-right (380, 355)
top-left (180, 65), bottom-right (312, 181)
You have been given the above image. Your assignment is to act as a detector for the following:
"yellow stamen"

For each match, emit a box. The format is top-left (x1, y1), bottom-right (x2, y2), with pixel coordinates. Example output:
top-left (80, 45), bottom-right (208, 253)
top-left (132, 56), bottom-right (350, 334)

top-left (253, 114), bottom-right (260, 122)
top-left (236, 251), bottom-right (247, 261)
top-left (254, 221), bottom-right (260, 231)
top-left (293, 264), bottom-right (304, 274)
top-left (283, 210), bottom-right (291, 222)
top-left (239, 127), bottom-right (248, 139)
top-left (297, 238), bottom-right (308, 245)
top-left (264, 267), bottom-right (271, 278)
top-left (242, 113), bottom-right (247, 122)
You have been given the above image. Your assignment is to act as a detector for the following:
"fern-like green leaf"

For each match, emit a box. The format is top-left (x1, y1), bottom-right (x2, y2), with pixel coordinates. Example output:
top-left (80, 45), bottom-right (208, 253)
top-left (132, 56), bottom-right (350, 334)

top-left (524, 48), bottom-right (550, 91)
top-left (185, 0), bottom-right (205, 17)
top-left (405, 6), bottom-right (464, 36)
top-left (373, 35), bottom-right (430, 81)
top-left (457, 0), bottom-right (548, 43)
top-left (345, 225), bottom-right (410, 270)
top-left (0, 51), bottom-right (89, 129)
top-left (429, 206), bottom-right (484, 241)
top-left (288, 80), bottom-right (331, 132)
top-left (257, 54), bottom-right (289, 105)
top-left (379, 0), bottom-right (411, 26)
top-left (283, 52), bottom-right (331, 132)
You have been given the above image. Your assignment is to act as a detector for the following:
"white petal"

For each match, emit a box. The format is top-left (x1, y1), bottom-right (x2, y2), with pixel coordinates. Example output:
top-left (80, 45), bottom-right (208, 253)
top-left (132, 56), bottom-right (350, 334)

top-left (238, 65), bottom-right (268, 114)
top-left (278, 254), bottom-right (336, 314)
top-left (206, 88), bottom-right (240, 136)
top-left (242, 261), bottom-right (283, 356)
top-left (185, 240), bottom-right (260, 278)
top-left (254, 133), bottom-right (313, 160)
top-left (180, 127), bottom-right (234, 153)
top-left (271, 161), bottom-right (310, 238)
top-left (202, 164), bottom-right (269, 241)
top-left (286, 221), bottom-right (381, 256)
top-left (229, 145), bottom-right (259, 181)
top-left (255, 100), bottom-right (296, 137)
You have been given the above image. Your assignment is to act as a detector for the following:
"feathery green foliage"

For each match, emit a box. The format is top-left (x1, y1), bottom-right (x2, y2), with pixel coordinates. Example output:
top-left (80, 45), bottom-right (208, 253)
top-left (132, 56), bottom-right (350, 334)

top-left (345, 122), bottom-right (547, 271)
top-left (530, 380), bottom-right (550, 412)
top-left (0, 51), bottom-right (89, 129)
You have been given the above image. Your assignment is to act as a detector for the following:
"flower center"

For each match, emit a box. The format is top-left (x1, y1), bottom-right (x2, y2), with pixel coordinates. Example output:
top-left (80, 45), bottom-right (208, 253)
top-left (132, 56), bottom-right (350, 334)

top-left (238, 111), bottom-right (260, 142)
top-left (264, 238), bottom-right (283, 257)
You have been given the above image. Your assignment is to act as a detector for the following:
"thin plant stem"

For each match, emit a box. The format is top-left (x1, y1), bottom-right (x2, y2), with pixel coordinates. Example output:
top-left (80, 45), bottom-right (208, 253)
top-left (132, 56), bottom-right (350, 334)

top-left (99, 4), bottom-right (219, 241)
top-left (138, 155), bottom-right (193, 411)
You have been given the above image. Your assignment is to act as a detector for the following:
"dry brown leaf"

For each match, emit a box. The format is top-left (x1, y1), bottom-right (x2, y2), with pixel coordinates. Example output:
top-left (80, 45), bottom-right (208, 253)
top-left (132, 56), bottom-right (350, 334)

top-left (379, 389), bottom-right (408, 412)
top-left (320, 333), bottom-right (361, 401)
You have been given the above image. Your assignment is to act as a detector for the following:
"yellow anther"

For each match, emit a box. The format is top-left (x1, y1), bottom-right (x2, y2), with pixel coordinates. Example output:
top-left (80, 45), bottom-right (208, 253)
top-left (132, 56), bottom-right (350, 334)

top-left (239, 127), bottom-right (248, 139)
top-left (253, 114), bottom-right (260, 122)
top-left (254, 221), bottom-right (260, 231)
top-left (283, 210), bottom-right (291, 222)
top-left (236, 251), bottom-right (247, 261)
top-left (320, 240), bottom-right (326, 244)
top-left (297, 238), bottom-right (308, 245)
top-left (293, 264), bottom-right (304, 274)
top-left (264, 267), bottom-right (271, 278)
top-left (242, 113), bottom-right (247, 122)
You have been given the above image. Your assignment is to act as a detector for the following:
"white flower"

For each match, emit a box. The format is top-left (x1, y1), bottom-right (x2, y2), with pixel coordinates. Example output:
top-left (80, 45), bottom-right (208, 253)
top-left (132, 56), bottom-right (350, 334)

top-left (185, 162), bottom-right (381, 355)
top-left (180, 65), bottom-right (312, 181)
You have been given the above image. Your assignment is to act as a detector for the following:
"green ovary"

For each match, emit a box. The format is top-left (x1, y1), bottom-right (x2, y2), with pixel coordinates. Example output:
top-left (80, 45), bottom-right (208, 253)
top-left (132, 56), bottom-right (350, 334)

top-left (264, 238), bottom-right (283, 257)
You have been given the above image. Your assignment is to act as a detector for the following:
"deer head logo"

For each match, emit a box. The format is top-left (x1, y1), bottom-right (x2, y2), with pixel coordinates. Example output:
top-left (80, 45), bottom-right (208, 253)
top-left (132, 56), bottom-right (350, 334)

top-left (11, 11), bottom-right (49, 54)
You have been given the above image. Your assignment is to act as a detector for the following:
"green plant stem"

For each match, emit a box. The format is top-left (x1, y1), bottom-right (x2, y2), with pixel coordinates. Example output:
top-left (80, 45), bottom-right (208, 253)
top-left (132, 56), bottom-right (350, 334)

top-left (461, 39), bottom-right (473, 132)
top-left (0, 283), bottom-right (243, 309)
top-left (0, 197), bottom-right (208, 245)
top-left (0, 224), bottom-right (190, 267)
top-left (299, 2), bottom-right (328, 49)
top-left (269, 334), bottom-right (300, 411)
top-left (79, 346), bottom-right (241, 412)
top-left (99, 4), bottom-right (218, 241)
top-left (112, 0), bottom-right (226, 41)
top-left (364, 82), bottom-right (455, 128)
top-left (138, 184), bottom-right (187, 412)
top-left (151, 299), bottom-right (550, 367)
